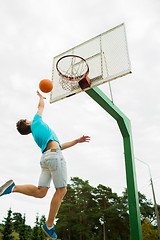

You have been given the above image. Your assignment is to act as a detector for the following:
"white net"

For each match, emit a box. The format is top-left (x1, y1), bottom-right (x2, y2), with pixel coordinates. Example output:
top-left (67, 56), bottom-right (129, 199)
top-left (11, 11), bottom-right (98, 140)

top-left (59, 75), bottom-right (79, 91)
top-left (57, 55), bottom-right (89, 91)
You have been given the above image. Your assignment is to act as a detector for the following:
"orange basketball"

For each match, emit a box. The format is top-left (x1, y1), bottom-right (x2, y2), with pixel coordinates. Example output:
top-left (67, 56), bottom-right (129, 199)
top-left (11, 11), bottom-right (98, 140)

top-left (39, 79), bottom-right (53, 93)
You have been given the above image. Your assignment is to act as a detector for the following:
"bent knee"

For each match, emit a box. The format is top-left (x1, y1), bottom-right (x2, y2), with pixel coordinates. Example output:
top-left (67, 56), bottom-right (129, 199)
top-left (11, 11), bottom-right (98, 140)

top-left (63, 187), bottom-right (67, 196)
top-left (38, 192), bottom-right (47, 198)
top-left (56, 187), bottom-right (67, 198)
top-left (38, 186), bottom-right (48, 198)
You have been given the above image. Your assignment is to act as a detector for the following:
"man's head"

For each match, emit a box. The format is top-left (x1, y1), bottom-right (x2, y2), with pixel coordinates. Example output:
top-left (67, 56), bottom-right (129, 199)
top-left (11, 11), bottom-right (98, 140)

top-left (16, 119), bottom-right (32, 135)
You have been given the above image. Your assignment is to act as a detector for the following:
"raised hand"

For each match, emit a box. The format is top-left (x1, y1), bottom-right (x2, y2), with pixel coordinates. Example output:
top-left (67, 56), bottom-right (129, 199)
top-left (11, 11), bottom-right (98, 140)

top-left (37, 90), bottom-right (46, 99)
top-left (77, 135), bottom-right (91, 143)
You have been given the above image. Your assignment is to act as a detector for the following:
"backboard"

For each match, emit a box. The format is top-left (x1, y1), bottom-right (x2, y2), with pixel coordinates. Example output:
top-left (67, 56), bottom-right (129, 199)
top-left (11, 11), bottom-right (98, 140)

top-left (50, 23), bottom-right (131, 103)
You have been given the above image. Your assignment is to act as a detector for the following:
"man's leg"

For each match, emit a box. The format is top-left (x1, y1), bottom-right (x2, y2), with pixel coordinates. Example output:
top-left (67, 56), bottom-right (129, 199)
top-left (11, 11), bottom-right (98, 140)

top-left (46, 186), bottom-right (67, 227)
top-left (13, 185), bottom-right (48, 198)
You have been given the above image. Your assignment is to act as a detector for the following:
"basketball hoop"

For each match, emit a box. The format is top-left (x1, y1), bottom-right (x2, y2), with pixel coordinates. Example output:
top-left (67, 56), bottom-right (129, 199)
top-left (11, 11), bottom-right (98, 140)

top-left (56, 55), bottom-right (90, 91)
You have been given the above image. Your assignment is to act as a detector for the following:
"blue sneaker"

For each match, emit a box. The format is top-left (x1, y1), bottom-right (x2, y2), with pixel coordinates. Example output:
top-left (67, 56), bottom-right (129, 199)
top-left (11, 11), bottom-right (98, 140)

top-left (41, 223), bottom-right (57, 239)
top-left (0, 180), bottom-right (15, 197)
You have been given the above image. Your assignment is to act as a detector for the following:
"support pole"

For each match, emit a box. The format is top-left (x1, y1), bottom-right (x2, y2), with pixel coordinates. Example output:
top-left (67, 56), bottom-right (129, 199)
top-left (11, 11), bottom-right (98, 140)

top-left (136, 158), bottom-right (160, 237)
top-left (86, 87), bottom-right (142, 240)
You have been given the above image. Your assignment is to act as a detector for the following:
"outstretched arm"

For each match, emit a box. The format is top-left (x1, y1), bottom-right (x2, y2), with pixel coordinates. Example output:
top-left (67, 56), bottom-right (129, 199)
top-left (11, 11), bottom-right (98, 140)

top-left (61, 135), bottom-right (91, 150)
top-left (37, 90), bottom-right (46, 116)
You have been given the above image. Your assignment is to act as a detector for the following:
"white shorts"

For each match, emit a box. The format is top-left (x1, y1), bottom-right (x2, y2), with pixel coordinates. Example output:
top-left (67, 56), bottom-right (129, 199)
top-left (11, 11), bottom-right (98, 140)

top-left (38, 149), bottom-right (67, 188)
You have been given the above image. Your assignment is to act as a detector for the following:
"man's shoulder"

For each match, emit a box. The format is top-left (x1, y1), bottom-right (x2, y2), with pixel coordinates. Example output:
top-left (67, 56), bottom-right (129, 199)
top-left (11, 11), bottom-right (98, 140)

top-left (31, 114), bottom-right (42, 128)
top-left (33, 113), bottom-right (42, 121)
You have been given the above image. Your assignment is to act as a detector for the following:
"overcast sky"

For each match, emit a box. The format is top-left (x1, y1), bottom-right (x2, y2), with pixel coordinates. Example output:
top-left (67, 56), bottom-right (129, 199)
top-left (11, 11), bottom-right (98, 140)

top-left (0, 0), bottom-right (160, 227)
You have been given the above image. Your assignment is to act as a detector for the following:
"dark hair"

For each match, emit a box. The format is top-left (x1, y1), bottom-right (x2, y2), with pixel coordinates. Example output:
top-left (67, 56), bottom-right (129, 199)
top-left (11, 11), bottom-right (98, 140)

top-left (16, 119), bottom-right (31, 135)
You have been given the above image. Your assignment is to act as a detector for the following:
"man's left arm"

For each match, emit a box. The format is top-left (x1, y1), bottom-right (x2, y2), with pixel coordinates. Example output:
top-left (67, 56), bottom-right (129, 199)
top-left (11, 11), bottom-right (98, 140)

top-left (61, 135), bottom-right (91, 150)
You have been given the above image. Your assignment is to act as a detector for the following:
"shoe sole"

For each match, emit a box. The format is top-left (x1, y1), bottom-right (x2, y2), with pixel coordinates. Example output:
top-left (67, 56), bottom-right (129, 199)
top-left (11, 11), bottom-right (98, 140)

top-left (41, 225), bottom-right (57, 239)
top-left (0, 180), bottom-right (14, 196)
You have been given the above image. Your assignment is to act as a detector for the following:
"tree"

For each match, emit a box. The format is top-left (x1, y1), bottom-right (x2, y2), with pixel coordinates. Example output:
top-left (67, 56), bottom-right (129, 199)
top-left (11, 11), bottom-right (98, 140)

top-left (122, 189), bottom-right (155, 222)
top-left (19, 214), bottom-right (32, 240)
top-left (31, 214), bottom-right (45, 240)
top-left (139, 192), bottom-right (155, 222)
top-left (71, 177), bottom-right (97, 240)
top-left (142, 218), bottom-right (159, 240)
top-left (95, 184), bottom-right (130, 240)
top-left (56, 184), bottom-right (78, 240)
top-left (31, 215), bottom-right (41, 240)
top-left (12, 212), bottom-right (32, 239)
top-left (56, 177), bottom-right (130, 240)
top-left (56, 177), bottom-right (97, 240)
top-left (39, 215), bottom-right (46, 240)
top-left (12, 212), bottom-right (23, 233)
top-left (0, 178), bottom-right (157, 240)
top-left (1, 209), bottom-right (14, 240)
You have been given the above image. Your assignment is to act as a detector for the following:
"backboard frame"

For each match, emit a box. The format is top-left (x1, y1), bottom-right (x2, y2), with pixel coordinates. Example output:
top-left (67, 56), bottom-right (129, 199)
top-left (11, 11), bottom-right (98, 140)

top-left (50, 23), bottom-right (131, 103)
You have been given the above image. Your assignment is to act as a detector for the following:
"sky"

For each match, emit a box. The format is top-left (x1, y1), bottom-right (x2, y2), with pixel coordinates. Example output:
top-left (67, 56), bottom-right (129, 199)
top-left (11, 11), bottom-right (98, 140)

top-left (0, 0), bottom-right (160, 227)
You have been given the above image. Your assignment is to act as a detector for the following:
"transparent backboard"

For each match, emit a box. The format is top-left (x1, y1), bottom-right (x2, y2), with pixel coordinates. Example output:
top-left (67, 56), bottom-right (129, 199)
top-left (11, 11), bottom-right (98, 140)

top-left (50, 23), bottom-right (131, 103)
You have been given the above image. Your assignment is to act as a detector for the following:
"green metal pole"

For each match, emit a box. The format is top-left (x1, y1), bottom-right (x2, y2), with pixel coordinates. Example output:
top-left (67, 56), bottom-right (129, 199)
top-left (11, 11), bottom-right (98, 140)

top-left (86, 87), bottom-right (142, 240)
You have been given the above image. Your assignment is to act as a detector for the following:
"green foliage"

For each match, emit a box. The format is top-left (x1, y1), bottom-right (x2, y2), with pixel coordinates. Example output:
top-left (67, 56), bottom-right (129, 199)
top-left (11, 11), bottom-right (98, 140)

top-left (19, 214), bottom-right (32, 240)
top-left (122, 189), bottom-right (155, 222)
top-left (142, 219), bottom-right (159, 240)
top-left (1, 209), bottom-right (14, 240)
top-left (31, 215), bottom-right (40, 240)
top-left (12, 212), bottom-right (23, 233)
top-left (39, 215), bottom-right (46, 240)
top-left (55, 178), bottom-right (158, 240)
top-left (0, 210), bottom-right (42, 240)
top-left (0, 177), bottom-right (158, 240)
top-left (30, 214), bottom-right (46, 240)
top-left (56, 177), bottom-right (130, 240)
top-left (12, 212), bottom-right (32, 239)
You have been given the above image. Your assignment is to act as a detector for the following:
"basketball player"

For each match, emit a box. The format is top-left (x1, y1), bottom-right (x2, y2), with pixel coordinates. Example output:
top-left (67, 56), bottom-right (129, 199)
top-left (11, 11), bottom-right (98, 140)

top-left (0, 90), bottom-right (90, 239)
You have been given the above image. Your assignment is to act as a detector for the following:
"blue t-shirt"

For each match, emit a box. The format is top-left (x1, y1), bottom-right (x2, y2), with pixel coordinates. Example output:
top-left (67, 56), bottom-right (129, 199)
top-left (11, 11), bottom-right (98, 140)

top-left (31, 113), bottom-right (61, 152)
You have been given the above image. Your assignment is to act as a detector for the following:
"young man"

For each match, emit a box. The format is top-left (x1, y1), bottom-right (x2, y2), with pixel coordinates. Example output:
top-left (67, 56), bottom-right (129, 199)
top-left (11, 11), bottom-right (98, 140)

top-left (0, 90), bottom-right (90, 239)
